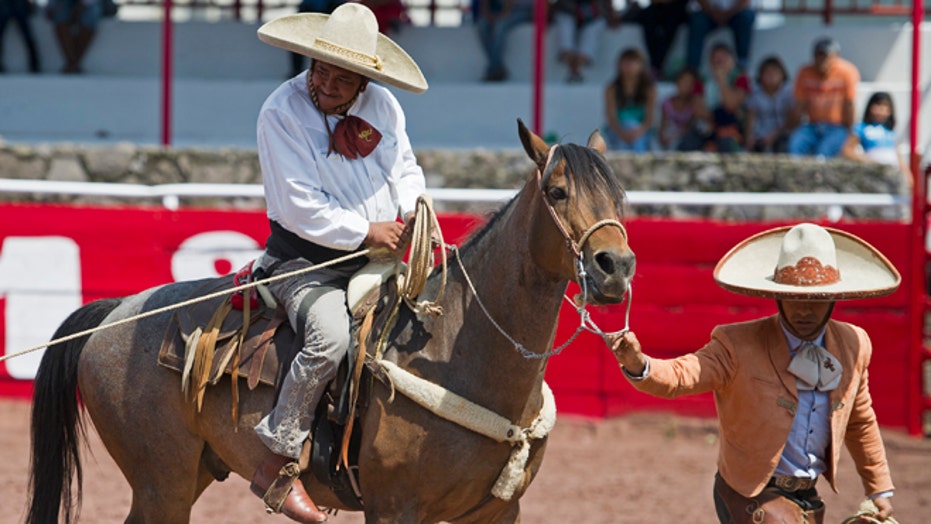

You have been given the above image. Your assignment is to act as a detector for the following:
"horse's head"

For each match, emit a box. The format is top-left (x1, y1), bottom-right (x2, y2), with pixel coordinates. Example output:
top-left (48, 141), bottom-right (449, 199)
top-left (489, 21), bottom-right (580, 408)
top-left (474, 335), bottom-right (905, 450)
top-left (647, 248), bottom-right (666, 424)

top-left (517, 119), bottom-right (635, 305)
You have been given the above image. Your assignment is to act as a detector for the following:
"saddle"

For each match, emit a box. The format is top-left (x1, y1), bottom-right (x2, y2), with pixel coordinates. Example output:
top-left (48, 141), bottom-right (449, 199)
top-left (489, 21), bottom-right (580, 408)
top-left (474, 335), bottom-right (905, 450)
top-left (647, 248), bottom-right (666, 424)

top-left (157, 258), bottom-right (405, 510)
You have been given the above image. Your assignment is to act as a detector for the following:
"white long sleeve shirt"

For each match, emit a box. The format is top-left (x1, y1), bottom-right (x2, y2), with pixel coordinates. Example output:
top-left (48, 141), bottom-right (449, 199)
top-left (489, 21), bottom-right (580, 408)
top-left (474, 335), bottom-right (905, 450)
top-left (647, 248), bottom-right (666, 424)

top-left (258, 72), bottom-right (426, 252)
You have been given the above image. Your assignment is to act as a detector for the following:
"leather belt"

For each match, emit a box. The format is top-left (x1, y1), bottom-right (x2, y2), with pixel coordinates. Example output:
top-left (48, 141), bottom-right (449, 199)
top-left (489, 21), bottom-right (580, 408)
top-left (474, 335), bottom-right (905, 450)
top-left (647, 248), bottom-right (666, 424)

top-left (770, 475), bottom-right (818, 492)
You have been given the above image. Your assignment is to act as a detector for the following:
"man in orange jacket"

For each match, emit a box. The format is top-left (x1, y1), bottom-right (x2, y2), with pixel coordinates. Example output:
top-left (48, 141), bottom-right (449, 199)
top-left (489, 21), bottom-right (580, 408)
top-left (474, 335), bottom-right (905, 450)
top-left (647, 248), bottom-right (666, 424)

top-left (609, 223), bottom-right (899, 523)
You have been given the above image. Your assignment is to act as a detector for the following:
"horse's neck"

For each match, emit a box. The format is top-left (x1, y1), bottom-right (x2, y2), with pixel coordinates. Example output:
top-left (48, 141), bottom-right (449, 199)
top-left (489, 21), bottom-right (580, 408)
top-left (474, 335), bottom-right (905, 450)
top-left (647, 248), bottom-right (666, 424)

top-left (430, 187), bottom-right (567, 422)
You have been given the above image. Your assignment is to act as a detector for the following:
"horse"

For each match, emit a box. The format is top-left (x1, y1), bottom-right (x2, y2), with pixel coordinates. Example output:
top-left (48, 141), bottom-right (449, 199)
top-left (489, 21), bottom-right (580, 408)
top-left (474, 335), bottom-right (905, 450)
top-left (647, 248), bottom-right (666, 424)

top-left (26, 120), bottom-right (635, 524)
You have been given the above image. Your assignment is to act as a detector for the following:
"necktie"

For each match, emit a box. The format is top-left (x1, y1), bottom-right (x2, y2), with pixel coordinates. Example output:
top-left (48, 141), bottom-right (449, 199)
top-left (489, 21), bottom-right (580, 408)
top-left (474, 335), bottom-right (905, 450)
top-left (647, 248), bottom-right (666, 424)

top-left (787, 342), bottom-right (842, 391)
top-left (331, 115), bottom-right (382, 159)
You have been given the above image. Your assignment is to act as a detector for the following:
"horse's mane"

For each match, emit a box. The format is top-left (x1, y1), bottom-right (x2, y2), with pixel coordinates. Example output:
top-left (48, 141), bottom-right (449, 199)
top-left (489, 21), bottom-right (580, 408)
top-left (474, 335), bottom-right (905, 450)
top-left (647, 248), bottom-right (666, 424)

top-left (459, 143), bottom-right (626, 254)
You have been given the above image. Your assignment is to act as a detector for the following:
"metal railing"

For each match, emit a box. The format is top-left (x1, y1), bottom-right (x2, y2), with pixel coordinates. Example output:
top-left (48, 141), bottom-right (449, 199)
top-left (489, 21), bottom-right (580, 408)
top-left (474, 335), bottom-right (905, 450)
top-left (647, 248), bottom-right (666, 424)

top-left (0, 179), bottom-right (907, 216)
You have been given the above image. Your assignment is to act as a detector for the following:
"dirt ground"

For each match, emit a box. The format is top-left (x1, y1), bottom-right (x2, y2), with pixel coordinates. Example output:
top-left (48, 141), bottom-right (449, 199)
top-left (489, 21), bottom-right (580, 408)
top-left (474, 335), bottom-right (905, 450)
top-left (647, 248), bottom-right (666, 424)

top-left (1, 399), bottom-right (929, 523)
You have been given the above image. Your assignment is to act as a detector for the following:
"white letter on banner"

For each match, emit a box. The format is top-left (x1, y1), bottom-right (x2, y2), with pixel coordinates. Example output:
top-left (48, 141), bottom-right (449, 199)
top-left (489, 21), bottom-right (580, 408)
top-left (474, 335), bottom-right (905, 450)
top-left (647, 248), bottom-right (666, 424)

top-left (0, 237), bottom-right (82, 380)
top-left (171, 231), bottom-right (263, 281)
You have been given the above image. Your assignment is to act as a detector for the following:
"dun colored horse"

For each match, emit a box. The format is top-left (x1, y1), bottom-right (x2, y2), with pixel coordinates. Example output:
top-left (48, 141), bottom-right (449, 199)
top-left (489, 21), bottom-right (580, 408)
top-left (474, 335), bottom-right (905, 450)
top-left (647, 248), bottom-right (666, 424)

top-left (26, 121), bottom-right (635, 523)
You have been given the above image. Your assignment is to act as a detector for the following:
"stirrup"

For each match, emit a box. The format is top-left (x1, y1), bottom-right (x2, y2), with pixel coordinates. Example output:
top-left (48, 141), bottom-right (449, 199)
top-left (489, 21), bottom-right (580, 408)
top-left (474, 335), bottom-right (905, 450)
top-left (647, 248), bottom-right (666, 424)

top-left (260, 461), bottom-right (302, 514)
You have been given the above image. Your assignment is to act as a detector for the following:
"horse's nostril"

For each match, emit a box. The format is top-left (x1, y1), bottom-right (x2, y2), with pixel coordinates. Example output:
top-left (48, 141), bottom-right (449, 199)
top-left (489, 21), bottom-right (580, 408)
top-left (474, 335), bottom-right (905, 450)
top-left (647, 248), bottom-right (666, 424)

top-left (595, 251), bottom-right (617, 275)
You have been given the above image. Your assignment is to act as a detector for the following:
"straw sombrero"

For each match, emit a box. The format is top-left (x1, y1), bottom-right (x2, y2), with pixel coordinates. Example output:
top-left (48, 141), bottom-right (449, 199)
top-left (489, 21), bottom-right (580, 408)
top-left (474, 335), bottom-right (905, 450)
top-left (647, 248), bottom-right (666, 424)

top-left (257, 3), bottom-right (428, 94)
top-left (713, 223), bottom-right (900, 301)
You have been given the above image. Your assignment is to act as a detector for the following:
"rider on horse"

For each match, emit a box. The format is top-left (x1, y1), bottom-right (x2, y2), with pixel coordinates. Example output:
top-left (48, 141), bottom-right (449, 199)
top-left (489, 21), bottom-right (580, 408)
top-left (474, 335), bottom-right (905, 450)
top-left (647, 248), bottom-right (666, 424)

top-left (251, 4), bottom-right (428, 522)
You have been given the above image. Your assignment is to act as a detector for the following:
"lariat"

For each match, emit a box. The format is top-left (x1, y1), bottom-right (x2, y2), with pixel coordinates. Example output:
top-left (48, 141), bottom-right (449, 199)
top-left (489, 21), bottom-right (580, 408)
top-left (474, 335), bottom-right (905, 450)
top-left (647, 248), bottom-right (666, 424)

top-left (306, 71), bottom-right (382, 159)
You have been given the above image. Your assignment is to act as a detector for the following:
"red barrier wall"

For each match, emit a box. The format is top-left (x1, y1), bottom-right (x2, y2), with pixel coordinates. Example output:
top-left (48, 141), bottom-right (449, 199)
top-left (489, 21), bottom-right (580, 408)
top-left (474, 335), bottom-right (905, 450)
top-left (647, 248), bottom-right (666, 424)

top-left (0, 204), bottom-right (911, 428)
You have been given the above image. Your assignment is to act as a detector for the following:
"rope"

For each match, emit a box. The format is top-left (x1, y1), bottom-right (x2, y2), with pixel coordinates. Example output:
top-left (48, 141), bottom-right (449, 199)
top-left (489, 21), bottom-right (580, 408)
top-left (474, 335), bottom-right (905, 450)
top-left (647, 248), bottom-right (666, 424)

top-left (839, 499), bottom-right (900, 524)
top-left (0, 247), bottom-right (373, 364)
top-left (401, 195), bottom-right (446, 316)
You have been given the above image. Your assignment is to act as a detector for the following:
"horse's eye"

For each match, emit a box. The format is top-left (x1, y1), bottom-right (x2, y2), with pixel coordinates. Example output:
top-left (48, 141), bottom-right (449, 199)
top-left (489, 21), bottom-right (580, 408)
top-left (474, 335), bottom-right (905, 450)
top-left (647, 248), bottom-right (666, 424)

top-left (548, 186), bottom-right (568, 201)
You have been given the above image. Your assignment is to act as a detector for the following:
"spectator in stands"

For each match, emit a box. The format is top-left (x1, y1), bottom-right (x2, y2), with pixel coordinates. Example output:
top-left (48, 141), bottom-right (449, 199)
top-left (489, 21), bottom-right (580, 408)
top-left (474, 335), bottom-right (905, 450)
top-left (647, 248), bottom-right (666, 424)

top-left (788, 37), bottom-right (860, 158)
top-left (359, 0), bottom-right (409, 35)
top-left (552, 0), bottom-right (618, 83)
top-left (290, 0), bottom-right (344, 77)
top-left (658, 67), bottom-right (699, 150)
top-left (638, 0), bottom-right (688, 80)
top-left (45, 0), bottom-right (101, 74)
top-left (842, 91), bottom-right (911, 177)
top-left (681, 42), bottom-right (749, 152)
top-left (686, 0), bottom-right (755, 73)
top-left (602, 48), bottom-right (655, 152)
top-left (474, 0), bottom-right (535, 82)
top-left (744, 55), bottom-right (793, 153)
top-left (0, 0), bottom-right (41, 73)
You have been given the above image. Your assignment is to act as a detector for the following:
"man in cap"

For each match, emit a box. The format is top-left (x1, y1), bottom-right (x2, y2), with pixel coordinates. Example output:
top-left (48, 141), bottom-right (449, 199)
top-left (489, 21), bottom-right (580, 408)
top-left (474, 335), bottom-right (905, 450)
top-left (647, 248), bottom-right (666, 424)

top-left (788, 37), bottom-right (861, 157)
top-left (609, 223), bottom-right (898, 523)
top-left (249, 4), bottom-right (429, 522)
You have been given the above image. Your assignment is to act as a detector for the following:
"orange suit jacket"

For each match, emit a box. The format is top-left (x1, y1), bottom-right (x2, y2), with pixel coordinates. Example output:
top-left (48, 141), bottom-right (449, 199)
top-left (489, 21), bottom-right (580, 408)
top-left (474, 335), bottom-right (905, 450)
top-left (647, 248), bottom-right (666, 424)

top-left (629, 315), bottom-right (893, 498)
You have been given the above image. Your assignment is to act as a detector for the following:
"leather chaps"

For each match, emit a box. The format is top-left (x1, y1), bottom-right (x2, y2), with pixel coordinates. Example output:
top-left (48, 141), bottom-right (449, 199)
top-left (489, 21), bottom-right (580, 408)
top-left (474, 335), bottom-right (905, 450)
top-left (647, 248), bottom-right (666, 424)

top-left (713, 473), bottom-right (825, 524)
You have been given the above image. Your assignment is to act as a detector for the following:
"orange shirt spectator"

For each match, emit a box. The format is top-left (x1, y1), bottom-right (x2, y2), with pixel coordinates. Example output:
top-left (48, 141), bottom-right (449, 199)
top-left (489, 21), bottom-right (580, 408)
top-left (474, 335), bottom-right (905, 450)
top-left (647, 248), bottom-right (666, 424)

top-left (787, 37), bottom-right (859, 158)
top-left (793, 55), bottom-right (859, 126)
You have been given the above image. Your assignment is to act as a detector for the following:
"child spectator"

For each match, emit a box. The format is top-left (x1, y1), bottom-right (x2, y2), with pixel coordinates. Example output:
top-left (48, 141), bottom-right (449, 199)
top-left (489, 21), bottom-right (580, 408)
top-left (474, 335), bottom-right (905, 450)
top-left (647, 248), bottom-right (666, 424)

top-left (842, 91), bottom-right (911, 176)
top-left (744, 55), bottom-right (793, 153)
top-left (602, 48), bottom-right (656, 152)
top-left (658, 67), bottom-right (699, 150)
top-left (681, 43), bottom-right (749, 152)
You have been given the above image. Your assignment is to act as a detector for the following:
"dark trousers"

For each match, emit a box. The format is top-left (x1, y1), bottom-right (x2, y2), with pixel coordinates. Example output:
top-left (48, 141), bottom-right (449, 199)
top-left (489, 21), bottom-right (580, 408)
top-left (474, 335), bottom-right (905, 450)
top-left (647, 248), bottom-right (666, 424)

top-left (639, 0), bottom-right (688, 75)
top-left (713, 473), bottom-right (825, 524)
top-left (0, 0), bottom-right (40, 72)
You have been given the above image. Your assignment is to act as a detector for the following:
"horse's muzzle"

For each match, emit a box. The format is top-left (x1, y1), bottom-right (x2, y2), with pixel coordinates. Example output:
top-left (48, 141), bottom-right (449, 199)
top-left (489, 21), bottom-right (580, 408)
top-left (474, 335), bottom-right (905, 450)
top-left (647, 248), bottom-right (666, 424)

top-left (582, 250), bottom-right (635, 305)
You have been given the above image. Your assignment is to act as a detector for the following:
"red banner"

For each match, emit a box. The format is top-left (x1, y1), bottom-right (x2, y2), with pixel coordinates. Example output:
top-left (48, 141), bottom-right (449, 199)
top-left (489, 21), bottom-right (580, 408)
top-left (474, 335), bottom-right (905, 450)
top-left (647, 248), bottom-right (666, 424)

top-left (0, 204), bottom-right (913, 428)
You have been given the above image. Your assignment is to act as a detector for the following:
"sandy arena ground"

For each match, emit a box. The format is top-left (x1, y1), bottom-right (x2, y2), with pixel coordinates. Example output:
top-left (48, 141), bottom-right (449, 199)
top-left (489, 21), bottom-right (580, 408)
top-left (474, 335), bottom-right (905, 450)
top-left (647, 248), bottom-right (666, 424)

top-left (1, 399), bottom-right (928, 523)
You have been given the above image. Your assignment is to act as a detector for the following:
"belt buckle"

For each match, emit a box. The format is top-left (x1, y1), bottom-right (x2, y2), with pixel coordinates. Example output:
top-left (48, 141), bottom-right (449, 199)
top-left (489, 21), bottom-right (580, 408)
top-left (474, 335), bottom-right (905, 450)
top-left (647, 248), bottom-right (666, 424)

top-left (774, 476), bottom-right (812, 491)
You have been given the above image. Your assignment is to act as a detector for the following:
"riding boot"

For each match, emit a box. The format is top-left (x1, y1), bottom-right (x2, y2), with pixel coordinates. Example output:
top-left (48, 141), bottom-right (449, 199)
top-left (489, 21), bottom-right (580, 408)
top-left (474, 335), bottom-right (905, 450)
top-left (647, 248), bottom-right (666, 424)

top-left (250, 451), bottom-right (329, 523)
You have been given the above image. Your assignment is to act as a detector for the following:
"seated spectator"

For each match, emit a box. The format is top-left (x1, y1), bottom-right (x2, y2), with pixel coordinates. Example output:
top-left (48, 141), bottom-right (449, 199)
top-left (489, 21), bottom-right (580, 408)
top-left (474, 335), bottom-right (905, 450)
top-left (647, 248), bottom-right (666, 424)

top-left (658, 67), bottom-right (699, 150)
top-left (842, 91), bottom-right (911, 177)
top-left (788, 37), bottom-right (860, 158)
top-left (602, 48), bottom-right (655, 152)
top-left (744, 55), bottom-right (792, 153)
top-left (0, 0), bottom-right (41, 73)
top-left (290, 0), bottom-right (344, 77)
top-left (359, 0), bottom-right (409, 35)
top-left (553, 0), bottom-right (618, 83)
top-left (46, 0), bottom-right (102, 74)
top-left (638, 0), bottom-right (688, 80)
top-left (475, 0), bottom-right (535, 82)
top-left (680, 43), bottom-right (749, 152)
top-left (686, 0), bottom-right (755, 72)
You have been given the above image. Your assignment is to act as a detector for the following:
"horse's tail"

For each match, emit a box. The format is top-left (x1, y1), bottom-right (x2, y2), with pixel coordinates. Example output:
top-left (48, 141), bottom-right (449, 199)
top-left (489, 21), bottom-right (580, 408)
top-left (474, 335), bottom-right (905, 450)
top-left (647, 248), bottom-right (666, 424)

top-left (26, 298), bottom-right (124, 524)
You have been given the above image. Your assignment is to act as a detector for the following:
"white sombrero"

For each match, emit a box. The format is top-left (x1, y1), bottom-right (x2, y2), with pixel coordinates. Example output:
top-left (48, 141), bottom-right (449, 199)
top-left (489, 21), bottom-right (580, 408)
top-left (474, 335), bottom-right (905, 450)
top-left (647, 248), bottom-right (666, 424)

top-left (257, 3), bottom-right (428, 94)
top-left (714, 223), bottom-right (901, 301)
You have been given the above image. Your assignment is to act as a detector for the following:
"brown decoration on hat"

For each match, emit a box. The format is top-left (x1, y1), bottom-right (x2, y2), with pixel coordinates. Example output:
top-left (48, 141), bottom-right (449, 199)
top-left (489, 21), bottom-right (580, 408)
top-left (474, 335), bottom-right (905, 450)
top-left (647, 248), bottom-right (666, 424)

top-left (773, 256), bottom-right (840, 286)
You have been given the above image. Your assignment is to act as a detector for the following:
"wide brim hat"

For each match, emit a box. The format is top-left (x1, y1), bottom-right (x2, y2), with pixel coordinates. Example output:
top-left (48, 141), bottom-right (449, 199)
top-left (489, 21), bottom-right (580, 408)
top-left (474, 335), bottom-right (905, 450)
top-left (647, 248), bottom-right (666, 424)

top-left (257, 3), bottom-right (428, 94)
top-left (714, 223), bottom-right (901, 301)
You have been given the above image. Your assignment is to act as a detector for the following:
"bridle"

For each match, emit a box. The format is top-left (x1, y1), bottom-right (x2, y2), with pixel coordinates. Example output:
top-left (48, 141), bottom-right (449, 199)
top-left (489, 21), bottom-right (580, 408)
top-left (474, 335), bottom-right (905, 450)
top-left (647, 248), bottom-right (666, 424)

top-left (450, 144), bottom-right (634, 361)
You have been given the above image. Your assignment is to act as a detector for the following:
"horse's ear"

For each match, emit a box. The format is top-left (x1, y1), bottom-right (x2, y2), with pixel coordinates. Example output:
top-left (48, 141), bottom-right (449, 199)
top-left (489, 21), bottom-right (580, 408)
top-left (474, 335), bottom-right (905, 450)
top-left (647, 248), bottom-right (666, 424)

top-left (587, 129), bottom-right (607, 154)
top-left (517, 118), bottom-right (549, 166)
